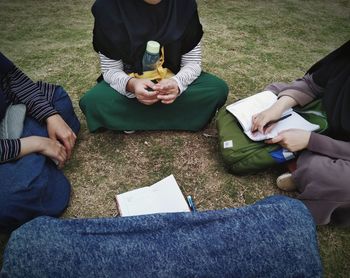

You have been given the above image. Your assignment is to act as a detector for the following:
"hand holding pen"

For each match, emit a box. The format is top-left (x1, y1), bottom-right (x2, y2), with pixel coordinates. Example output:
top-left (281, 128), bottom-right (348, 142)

top-left (251, 107), bottom-right (290, 134)
top-left (263, 113), bottom-right (292, 128)
top-left (251, 95), bottom-right (298, 134)
top-left (252, 114), bottom-right (291, 135)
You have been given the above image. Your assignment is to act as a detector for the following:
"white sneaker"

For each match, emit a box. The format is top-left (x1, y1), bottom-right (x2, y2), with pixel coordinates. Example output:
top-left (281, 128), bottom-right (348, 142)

top-left (276, 172), bottom-right (297, 192)
top-left (123, 130), bottom-right (136, 134)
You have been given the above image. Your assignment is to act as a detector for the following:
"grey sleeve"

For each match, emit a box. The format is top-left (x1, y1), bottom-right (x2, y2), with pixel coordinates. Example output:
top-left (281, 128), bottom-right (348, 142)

top-left (265, 74), bottom-right (324, 107)
top-left (307, 132), bottom-right (350, 160)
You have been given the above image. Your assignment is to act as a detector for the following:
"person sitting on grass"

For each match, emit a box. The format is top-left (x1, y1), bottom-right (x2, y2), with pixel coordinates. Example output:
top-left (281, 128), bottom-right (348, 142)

top-left (0, 52), bottom-right (80, 233)
top-left (79, 0), bottom-right (228, 133)
top-left (251, 40), bottom-right (350, 226)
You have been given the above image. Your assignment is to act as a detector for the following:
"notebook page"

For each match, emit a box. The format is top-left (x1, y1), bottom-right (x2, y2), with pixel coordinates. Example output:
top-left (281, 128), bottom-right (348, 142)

top-left (244, 111), bottom-right (320, 141)
top-left (226, 91), bottom-right (278, 131)
top-left (116, 175), bottom-right (190, 216)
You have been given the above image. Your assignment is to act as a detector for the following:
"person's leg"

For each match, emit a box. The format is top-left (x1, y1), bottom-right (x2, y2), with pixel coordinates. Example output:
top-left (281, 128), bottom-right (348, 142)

top-left (79, 72), bottom-right (228, 132)
top-left (293, 150), bottom-right (350, 226)
top-left (0, 154), bottom-right (71, 233)
top-left (0, 113), bottom-right (71, 233)
top-left (50, 86), bottom-right (80, 134)
top-left (1, 196), bottom-right (322, 278)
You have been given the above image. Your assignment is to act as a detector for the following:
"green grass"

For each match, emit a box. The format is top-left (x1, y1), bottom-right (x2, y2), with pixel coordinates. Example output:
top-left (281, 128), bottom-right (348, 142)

top-left (0, 0), bottom-right (349, 276)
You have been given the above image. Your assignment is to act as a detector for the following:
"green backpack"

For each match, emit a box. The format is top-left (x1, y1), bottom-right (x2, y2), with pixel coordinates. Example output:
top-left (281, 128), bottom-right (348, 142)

top-left (216, 99), bottom-right (328, 175)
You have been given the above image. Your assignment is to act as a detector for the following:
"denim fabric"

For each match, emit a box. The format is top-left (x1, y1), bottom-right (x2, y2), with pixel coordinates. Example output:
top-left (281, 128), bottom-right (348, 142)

top-left (1, 196), bottom-right (322, 278)
top-left (0, 86), bottom-right (80, 233)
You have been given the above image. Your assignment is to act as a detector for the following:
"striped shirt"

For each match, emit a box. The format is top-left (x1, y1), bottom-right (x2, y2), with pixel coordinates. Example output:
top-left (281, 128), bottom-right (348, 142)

top-left (100, 42), bottom-right (202, 97)
top-left (0, 66), bottom-right (57, 162)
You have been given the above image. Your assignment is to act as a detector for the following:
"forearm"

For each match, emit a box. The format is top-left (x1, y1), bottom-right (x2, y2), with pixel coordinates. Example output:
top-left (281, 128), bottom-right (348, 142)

top-left (171, 42), bottom-right (202, 94)
top-left (18, 136), bottom-right (42, 158)
top-left (99, 53), bottom-right (135, 98)
top-left (5, 67), bottom-right (57, 121)
top-left (266, 74), bottom-right (321, 107)
top-left (269, 95), bottom-right (298, 114)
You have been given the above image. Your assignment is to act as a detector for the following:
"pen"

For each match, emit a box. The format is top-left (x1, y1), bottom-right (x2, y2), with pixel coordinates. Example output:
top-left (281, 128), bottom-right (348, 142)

top-left (187, 195), bottom-right (197, 212)
top-left (264, 113), bottom-right (292, 129)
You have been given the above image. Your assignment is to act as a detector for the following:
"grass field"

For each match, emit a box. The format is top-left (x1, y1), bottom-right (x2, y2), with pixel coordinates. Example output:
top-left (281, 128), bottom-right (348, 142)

top-left (0, 0), bottom-right (349, 276)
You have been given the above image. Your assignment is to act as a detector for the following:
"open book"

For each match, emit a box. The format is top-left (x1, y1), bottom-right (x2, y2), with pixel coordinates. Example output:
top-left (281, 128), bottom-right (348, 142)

top-left (116, 175), bottom-right (190, 217)
top-left (226, 90), bottom-right (320, 141)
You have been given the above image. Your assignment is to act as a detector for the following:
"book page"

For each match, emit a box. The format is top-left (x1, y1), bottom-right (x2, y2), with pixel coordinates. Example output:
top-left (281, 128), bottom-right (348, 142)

top-left (244, 111), bottom-right (320, 141)
top-left (226, 91), bottom-right (278, 131)
top-left (116, 175), bottom-right (190, 217)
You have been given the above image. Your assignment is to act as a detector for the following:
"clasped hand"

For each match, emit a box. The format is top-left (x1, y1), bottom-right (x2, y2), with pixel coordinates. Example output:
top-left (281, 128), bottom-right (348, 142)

top-left (19, 114), bottom-right (76, 168)
top-left (128, 78), bottom-right (180, 105)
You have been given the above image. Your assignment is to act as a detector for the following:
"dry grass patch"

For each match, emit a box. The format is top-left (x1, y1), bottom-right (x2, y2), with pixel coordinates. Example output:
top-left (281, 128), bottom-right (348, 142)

top-left (0, 0), bottom-right (350, 276)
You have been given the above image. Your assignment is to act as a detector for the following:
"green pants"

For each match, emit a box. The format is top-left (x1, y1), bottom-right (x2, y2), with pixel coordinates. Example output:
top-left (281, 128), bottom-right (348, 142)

top-left (79, 72), bottom-right (228, 132)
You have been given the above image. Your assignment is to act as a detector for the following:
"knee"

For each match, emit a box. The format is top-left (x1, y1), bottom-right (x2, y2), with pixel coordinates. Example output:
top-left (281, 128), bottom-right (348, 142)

top-left (296, 152), bottom-right (350, 190)
top-left (53, 86), bottom-right (71, 106)
top-left (202, 73), bottom-right (229, 105)
top-left (296, 153), bottom-right (324, 182)
top-left (53, 86), bottom-right (75, 114)
top-left (212, 76), bottom-right (229, 103)
top-left (79, 87), bottom-right (100, 113)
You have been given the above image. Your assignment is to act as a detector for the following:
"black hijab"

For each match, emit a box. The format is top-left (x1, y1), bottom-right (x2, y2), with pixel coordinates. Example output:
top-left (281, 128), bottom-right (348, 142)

top-left (0, 52), bottom-right (15, 121)
top-left (92, 0), bottom-right (203, 75)
top-left (307, 40), bottom-right (350, 140)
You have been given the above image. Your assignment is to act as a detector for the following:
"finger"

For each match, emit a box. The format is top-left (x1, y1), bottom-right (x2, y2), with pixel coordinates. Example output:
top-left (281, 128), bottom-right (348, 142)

top-left (157, 93), bottom-right (177, 100)
top-left (71, 134), bottom-right (76, 149)
top-left (67, 136), bottom-right (75, 158)
top-left (153, 84), bottom-right (164, 91)
top-left (144, 79), bottom-right (156, 88)
top-left (54, 152), bottom-right (65, 169)
top-left (154, 82), bottom-right (175, 92)
top-left (257, 124), bottom-right (264, 134)
top-left (142, 89), bottom-right (158, 96)
top-left (57, 159), bottom-right (65, 169)
top-left (251, 114), bottom-right (260, 132)
top-left (48, 131), bottom-right (57, 141)
top-left (257, 118), bottom-right (270, 134)
top-left (266, 134), bottom-right (283, 144)
top-left (140, 99), bottom-right (158, 105)
top-left (161, 99), bottom-right (175, 104)
top-left (251, 121), bottom-right (258, 133)
top-left (138, 90), bottom-right (158, 98)
top-left (264, 124), bottom-right (276, 134)
top-left (60, 137), bottom-right (72, 159)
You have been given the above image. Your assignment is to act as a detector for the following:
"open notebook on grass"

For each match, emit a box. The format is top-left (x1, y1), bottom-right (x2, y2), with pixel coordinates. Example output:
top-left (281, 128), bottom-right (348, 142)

top-left (116, 175), bottom-right (190, 217)
top-left (226, 90), bottom-right (320, 141)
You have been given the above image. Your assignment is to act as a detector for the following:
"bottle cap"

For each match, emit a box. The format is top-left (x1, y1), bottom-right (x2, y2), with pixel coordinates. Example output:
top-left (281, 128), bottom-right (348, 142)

top-left (146, 41), bottom-right (160, 54)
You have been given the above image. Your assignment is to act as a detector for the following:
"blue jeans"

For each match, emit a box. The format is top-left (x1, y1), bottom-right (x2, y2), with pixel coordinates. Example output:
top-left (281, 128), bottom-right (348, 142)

top-left (1, 196), bottom-right (322, 278)
top-left (0, 86), bottom-right (80, 233)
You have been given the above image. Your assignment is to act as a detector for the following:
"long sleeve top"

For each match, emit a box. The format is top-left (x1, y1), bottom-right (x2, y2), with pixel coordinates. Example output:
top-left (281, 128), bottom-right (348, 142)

top-left (0, 53), bottom-right (57, 162)
top-left (265, 74), bottom-right (350, 160)
top-left (99, 42), bottom-right (202, 97)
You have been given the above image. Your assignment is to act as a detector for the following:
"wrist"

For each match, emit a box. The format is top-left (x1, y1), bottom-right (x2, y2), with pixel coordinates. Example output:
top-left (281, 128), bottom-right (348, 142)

top-left (46, 113), bottom-right (60, 124)
top-left (20, 136), bottom-right (44, 156)
top-left (170, 77), bottom-right (182, 95)
top-left (278, 96), bottom-right (297, 110)
top-left (126, 77), bottom-right (136, 93)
